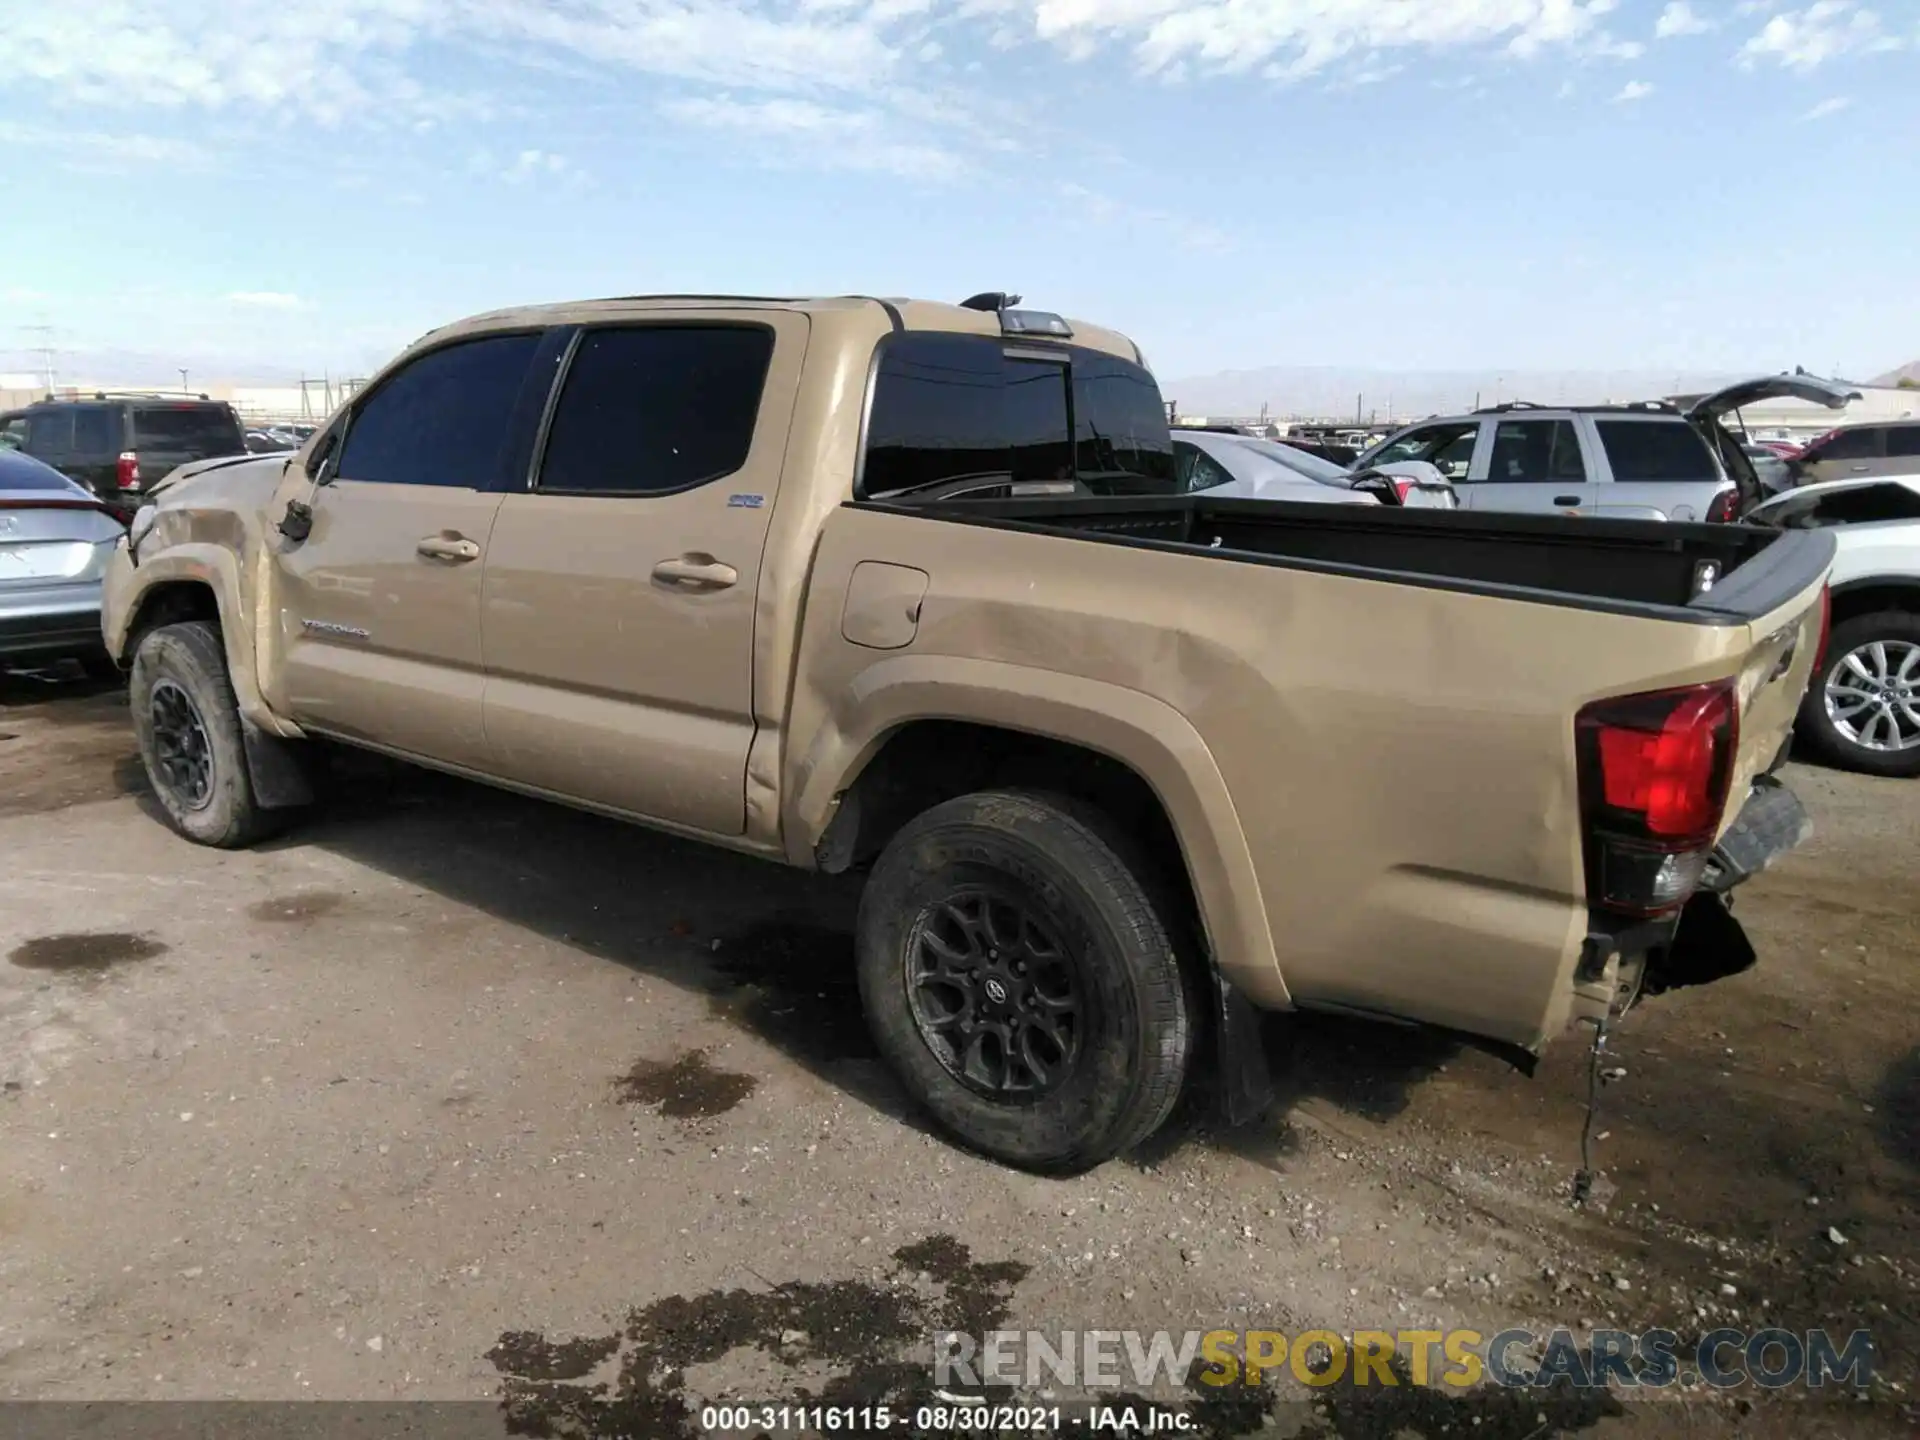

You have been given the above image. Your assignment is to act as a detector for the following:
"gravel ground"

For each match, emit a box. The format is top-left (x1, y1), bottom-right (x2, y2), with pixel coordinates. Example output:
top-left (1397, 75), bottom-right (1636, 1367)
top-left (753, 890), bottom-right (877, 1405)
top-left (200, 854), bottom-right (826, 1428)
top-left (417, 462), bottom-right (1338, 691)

top-left (1, 664), bottom-right (1915, 1438)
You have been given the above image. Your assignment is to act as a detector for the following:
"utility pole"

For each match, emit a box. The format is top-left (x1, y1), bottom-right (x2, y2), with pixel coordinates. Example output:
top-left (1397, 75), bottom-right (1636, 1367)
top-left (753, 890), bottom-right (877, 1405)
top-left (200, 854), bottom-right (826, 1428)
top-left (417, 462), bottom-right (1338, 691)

top-left (21, 324), bottom-right (56, 391)
top-left (179, 368), bottom-right (189, 394)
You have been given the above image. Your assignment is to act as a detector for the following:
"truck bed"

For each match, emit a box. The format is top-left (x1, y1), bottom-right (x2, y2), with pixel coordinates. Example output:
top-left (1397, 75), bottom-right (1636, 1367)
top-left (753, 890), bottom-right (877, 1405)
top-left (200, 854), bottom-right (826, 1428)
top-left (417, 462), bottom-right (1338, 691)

top-left (876, 494), bottom-right (1833, 625)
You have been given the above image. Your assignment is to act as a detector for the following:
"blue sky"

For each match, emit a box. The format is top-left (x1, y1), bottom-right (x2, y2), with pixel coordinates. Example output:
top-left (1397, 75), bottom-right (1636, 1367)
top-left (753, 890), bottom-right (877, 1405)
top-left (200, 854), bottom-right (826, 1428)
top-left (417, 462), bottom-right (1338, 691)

top-left (2, 0), bottom-right (1917, 385)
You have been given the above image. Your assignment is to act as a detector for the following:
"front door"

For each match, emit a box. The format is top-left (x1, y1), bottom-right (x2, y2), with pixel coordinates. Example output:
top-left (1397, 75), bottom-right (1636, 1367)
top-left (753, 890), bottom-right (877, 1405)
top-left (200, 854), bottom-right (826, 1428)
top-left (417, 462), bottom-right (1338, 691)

top-left (1466, 416), bottom-right (1591, 514)
top-left (267, 331), bottom-right (543, 769)
top-left (479, 313), bottom-right (807, 835)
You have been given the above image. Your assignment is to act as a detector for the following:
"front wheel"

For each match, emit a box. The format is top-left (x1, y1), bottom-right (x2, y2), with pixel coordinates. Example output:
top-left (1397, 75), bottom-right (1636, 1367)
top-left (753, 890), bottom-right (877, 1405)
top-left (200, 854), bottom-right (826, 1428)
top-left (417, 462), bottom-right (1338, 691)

top-left (856, 790), bottom-right (1195, 1173)
top-left (130, 620), bottom-right (286, 846)
top-left (1797, 611), bottom-right (1920, 778)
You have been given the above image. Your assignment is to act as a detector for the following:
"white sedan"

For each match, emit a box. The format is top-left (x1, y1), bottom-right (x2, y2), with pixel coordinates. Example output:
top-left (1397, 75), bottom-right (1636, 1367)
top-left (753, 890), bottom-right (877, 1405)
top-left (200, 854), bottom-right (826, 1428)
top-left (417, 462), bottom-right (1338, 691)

top-left (1173, 430), bottom-right (1457, 507)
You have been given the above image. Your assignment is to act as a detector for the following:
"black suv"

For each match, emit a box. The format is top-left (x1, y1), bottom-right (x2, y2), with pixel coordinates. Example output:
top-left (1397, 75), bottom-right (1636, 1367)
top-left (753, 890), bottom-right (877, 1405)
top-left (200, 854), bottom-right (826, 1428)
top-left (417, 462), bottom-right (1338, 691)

top-left (0, 393), bottom-right (247, 518)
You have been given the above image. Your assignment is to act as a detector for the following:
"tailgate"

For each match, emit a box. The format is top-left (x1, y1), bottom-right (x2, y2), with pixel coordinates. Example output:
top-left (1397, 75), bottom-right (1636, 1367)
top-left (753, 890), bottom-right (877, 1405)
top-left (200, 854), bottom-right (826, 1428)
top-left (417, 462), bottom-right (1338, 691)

top-left (1719, 575), bottom-right (1827, 830)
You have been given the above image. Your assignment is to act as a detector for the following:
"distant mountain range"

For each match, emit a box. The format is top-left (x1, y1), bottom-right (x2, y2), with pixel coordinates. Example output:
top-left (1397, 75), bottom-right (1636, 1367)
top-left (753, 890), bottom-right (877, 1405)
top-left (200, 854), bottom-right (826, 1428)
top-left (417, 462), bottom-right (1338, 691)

top-left (1156, 366), bottom-right (1765, 423)
top-left (1872, 359), bottom-right (1920, 387)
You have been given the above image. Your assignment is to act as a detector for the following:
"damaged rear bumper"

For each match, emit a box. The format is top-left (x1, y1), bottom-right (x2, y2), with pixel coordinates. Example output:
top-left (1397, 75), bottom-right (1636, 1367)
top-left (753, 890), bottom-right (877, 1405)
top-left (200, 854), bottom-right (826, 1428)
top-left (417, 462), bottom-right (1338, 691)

top-left (1572, 775), bottom-right (1811, 1021)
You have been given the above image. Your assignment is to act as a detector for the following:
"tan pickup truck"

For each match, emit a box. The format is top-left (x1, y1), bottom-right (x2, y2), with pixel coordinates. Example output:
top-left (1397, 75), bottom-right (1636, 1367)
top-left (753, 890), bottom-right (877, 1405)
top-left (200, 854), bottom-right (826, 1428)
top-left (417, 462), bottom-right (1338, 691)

top-left (101, 293), bottom-right (1835, 1172)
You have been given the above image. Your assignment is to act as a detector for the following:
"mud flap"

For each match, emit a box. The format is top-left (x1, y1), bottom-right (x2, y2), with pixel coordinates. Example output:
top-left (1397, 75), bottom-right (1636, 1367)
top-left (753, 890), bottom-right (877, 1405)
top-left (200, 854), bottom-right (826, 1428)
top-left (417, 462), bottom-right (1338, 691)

top-left (1212, 972), bottom-right (1274, 1125)
top-left (241, 718), bottom-right (315, 810)
top-left (1644, 890), bottom-right (1756, 997)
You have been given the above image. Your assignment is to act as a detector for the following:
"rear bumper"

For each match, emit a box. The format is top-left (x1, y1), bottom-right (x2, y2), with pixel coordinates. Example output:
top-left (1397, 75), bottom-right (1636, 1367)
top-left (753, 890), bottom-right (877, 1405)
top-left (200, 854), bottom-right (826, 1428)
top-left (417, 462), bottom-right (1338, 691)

top-left (1573, 775), bottom-right (1809, 1016)
top-left (1702, 774), bottom-right (1810, 893)
top-left (0, 582), bottom-right (105, 659)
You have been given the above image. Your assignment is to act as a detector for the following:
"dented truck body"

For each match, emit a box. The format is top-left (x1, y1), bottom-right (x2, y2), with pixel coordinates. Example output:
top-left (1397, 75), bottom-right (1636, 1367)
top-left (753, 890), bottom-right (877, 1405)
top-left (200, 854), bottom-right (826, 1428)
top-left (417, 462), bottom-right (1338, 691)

top-left (100, 294), bottom-right (1833, 1168)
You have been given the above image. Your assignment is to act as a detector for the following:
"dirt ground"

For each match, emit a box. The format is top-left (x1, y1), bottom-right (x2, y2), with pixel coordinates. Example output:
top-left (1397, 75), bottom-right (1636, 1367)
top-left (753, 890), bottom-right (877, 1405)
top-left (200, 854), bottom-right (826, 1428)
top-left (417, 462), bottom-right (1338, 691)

top-left (1, 663), bottom-right (1915, 1438)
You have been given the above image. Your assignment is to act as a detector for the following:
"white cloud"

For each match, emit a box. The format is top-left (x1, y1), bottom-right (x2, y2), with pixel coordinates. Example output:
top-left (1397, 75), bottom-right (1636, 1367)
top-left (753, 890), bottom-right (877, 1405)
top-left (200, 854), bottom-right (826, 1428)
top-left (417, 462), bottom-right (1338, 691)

top-left (1008, 0), bottom-right (1636, 77)
top-left (660, 94), bottom-right (965, 178)
top-left (226, 292), bottom-right (309, 310)
top-left (0, 119), bottom-right (205, 170)
top-left (1801, 94), bottom-right (1853, 117)
top-left (1613, 77), bottom-right (1655, 98)
top-left (1654, 2), bottom-right (1713, 37)
top-left (1738, 1), bottom-right (1903, 69)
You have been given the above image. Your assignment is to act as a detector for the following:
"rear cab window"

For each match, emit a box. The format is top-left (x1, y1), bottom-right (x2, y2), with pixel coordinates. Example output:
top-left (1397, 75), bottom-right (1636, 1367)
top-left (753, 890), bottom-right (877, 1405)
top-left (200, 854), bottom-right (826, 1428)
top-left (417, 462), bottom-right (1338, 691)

top-left (132, 404), bottom-right (244, 460)
top-left (860, 332), bottom-right (1174, 501)
top-left (1594, 419), bottom-right (1719, 482)
top-left (1885, 426), bottom-right (1920, 459)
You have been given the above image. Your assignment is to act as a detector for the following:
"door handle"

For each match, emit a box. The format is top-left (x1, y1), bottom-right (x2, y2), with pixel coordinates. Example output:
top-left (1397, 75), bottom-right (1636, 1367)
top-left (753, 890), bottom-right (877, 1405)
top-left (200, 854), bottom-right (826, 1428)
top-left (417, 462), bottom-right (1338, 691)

top-left (1849, 465), bottom-right (1869, 472)
top-left (1554, 495), bottom-right (1582, 506)
top-left (652, 554), bottom-right (738, 590)
top-left (417, 534), bottom-right (481, 562)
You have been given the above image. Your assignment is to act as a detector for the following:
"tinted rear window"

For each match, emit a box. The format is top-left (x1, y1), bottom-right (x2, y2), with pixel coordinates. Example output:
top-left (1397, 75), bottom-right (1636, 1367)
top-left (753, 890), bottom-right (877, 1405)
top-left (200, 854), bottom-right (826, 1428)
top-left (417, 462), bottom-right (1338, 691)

top-left (1887, 426), bottom-right (1920, 459)
top-left (862, 333), bottom-right (1173, 498)
top-left (1073, 351), bottom-right (1176, 491)
top-left (1594, 420), bottom-right (1717, 482)
top-left (133, 406), bottom-right (243, 454)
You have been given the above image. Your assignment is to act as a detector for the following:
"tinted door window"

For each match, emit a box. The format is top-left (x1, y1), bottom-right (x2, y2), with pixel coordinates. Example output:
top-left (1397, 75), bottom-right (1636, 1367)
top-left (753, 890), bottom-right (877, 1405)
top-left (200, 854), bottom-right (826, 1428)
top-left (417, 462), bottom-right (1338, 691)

top-left (1370, 422), bottom-right (1478, 478)
top-left (1815, 427), bottom-right (1881, 461)
top-left (1074, 351), bottom-right (1176, 493)
top-left (70, 407), bottom-right (118, 456)
top-left (1885, 426), bottom-right (1920, 459)
top-left (537, 326), bottom-right (774, 495)
top-left (1593, 420), bottom-right (1716, 482)
top-left (339, 333), bottom-right (540, 488)
top-left (1487, 419), bottom-right (1584, 483)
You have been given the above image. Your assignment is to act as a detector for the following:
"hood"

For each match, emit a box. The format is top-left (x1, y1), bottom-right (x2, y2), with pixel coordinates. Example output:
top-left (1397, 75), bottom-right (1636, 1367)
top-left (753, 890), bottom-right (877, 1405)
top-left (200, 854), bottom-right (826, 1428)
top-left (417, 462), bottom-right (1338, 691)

top-left (149, 450), bottom-right (291, 501)
top-left (1686, 371), bottom-right (1859, 421)
top-left (1749, 475), bottom-right (1920, 525)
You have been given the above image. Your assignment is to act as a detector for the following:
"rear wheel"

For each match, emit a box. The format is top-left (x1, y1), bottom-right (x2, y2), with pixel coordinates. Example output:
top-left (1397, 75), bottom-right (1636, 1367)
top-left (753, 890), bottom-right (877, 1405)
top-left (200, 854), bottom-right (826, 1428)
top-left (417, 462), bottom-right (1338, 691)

top-left (1797, 611), bottom-right (1920, 778)
top-left (130, 620), bottom-right (285, 846)
top-left (856, 790), bottom-right (1194, 1173)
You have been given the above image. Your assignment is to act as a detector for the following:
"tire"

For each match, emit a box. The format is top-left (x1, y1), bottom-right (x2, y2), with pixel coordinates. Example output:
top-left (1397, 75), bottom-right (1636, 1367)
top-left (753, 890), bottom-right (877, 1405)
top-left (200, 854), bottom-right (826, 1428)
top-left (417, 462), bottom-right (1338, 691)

top-left (1796, 611), bottom-right (1920, 778)
top-left (129, 620), bottom-right (285, 846)
top-left (856, 789), bottom-right (1195, 1173)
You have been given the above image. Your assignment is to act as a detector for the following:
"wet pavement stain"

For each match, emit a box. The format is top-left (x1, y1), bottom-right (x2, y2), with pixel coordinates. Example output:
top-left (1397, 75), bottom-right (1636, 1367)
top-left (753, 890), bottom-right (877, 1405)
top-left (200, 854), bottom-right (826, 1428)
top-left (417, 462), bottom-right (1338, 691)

top-left (613, 1049), bottom-right (758, 1120)
top-left (9, 932), bottom-right (168, 974)
top-left (488, 1235), bottom-right (1029, 1440)
top-left (705, 919), bottom-right (877, 1063)
top-left (246, 890), bottom-right (345, 923)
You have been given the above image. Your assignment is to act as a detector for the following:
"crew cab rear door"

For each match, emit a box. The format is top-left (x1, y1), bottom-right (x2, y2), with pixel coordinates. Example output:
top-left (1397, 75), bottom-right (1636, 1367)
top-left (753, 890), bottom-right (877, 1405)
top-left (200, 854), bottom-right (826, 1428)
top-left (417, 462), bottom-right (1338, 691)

top-left (476, 312), bottom-right (807, 836)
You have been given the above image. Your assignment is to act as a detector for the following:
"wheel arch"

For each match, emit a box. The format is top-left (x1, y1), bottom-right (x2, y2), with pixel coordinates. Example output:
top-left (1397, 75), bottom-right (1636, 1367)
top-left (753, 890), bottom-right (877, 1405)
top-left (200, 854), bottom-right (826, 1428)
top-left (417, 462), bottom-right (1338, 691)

top-left (112, 546), bottom-right (292, 736)
top-left (1829, 577), bottom-right (1920, 629)
top-left (785, 658), bottom-right (1288, 1009)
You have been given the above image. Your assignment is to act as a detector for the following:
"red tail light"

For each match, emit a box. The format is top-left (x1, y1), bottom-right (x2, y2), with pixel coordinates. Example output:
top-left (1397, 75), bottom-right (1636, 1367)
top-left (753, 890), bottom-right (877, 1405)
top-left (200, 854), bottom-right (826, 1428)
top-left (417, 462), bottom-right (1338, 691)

top-left (1576, 681), bottom-right (1739, 915)
top-left (1704, 489), bottom-right (1737, 523)
top-left (1392, 478), bottom-right (1415, 504)
top-left (116, 451), bottom-right (141, 490)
